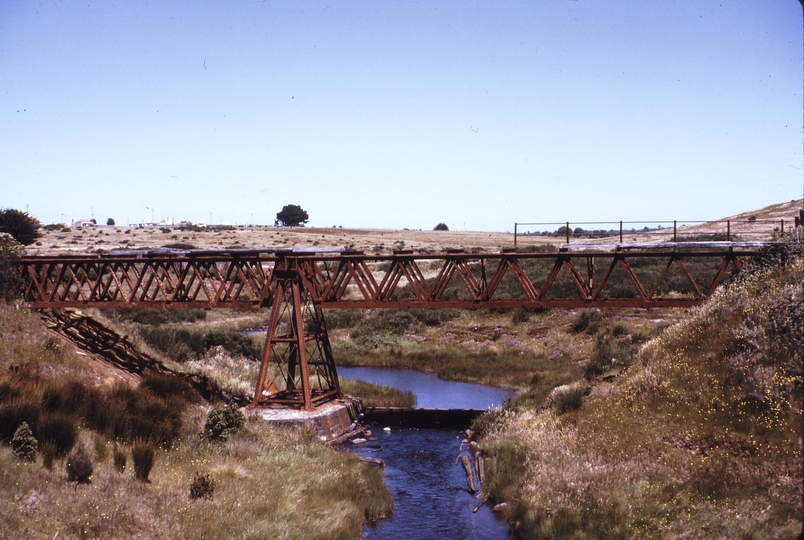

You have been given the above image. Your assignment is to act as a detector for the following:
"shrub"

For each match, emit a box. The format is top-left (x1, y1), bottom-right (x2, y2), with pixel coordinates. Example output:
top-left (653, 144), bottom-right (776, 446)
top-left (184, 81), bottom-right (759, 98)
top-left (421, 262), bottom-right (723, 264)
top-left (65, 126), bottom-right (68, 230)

top-left (11, 421), bottom-right (37, 461)
top-left (583, 335), bottom-right (638, 380)
top-left (0, 380), bottom-right (22, 403)
top-left (40, 384), bottom-right (65, 412)
top-left (203, 330), bottom-right (261, 360)
top-left (0, 400), bottom-right (40, 442)
top-left (0, 232), bottom-right (25, 301)
top-left (203, 403), bottom-right (245, 442)
top-left (189, 472), bottom-right (215, 500)
top-left (132, 439), bottom-right (155, 482)
top-left (0, 208), bottom-right (42, 245)
top-left (65, 446), bottom-right (93, 484)
top-left (141, 327), bottom-right (205, 360)
top-left (434, 223), bottom-right (449, 231)
top-left (571, 309), bottom-right (602, 334)
top-left (36, 413), bottom-right (78, 458)
top-left (113, 443), bottom-right (127, 473)
top-left (41, 441), bottom-right (57, 470)
top-left (512, 308), bottom-right (534, 324)
top-left (611, 323), bottom-right (628, 336)
top-left (549, 382), bottom-right (588, 413)
top-left (140, 373), bottom-right (197, 403)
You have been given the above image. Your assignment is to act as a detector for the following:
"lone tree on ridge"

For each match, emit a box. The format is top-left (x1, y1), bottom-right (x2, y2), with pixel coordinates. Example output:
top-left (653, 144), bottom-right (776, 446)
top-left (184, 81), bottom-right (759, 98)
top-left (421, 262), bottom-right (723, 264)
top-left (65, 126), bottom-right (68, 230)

top-left (434, 223), bottom-right (449, 231)
top-left (276, 205), bottom-right (309, 227)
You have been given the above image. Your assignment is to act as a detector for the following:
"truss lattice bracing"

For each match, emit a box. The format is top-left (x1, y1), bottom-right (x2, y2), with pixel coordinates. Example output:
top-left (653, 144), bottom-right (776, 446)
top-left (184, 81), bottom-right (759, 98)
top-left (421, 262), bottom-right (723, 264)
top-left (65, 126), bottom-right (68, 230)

top-left (17, 244), bottom-right (784, 408)
top-left (251, 258), bottom-right (341, 410)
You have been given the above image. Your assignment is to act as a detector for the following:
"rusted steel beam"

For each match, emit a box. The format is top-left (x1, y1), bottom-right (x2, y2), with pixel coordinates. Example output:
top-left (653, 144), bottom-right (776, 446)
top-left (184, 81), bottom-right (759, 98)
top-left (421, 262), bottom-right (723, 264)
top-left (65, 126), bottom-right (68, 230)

top-left (18, 245), bottom-right (783, 310)
top-left (18, 245), bottom-right (784, 410)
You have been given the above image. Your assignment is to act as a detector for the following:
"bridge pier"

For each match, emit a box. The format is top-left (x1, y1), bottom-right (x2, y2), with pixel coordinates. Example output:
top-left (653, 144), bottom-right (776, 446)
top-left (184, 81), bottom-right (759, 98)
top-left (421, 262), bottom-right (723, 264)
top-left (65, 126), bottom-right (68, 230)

top-left (251, 257), bottom-right (342, 411)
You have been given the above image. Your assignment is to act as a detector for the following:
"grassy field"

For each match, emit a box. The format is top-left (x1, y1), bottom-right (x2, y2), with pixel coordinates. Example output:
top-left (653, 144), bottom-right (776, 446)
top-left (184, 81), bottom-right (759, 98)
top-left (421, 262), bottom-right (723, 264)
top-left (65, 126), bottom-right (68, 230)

top-left (27, 198), bottom-right (801, 256)
top-left (0, 304), bottom-right (392, 539)
top-left (474, 262), bottom-right (803, 539)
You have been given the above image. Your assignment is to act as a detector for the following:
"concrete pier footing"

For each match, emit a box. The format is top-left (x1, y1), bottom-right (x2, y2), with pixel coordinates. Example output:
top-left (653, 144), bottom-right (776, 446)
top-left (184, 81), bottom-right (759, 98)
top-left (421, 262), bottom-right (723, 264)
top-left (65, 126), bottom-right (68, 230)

top-left (249, 396), bottom-right (363, 443)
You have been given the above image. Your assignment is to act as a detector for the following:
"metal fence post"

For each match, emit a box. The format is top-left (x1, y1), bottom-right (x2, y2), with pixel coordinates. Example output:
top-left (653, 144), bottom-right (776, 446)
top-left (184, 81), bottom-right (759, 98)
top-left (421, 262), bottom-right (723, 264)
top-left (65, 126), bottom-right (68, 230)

top-left (673, 220), bottom-right (677, 242)
top-left (514, 223), bottom-right (517, 248)
top-left (566, 222), bottom-right (570, 244)
top-left (619, 221), bottom-right (623, 243)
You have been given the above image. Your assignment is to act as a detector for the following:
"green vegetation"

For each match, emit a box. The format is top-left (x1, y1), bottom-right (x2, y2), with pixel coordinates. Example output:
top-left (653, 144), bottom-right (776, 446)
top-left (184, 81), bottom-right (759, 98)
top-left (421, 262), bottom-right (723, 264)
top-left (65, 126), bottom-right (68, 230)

top-left (0, 207), bottom-right (41, 245)
top-left (202, 403), bottom-right (245, 442)
top-left (339, 378), bottom-right (415, 407)
top-left (0, 302), bottom-right (392, 539)
top-left (476, 263), bottom-right (803, 539)
top-left (276, 204), bottom-right (309, 227)
top-left (65, 445), bottom-right (93, 484)
top-left (0, 232), bottom-right (24, 301)
top-left (11, 421), bottom-right (37, 461)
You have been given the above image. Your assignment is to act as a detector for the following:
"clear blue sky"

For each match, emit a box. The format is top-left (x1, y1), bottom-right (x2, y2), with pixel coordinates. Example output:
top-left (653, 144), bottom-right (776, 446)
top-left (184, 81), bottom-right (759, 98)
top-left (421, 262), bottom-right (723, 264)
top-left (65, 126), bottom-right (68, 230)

top-left (1, 1), bottom-right (802, 231)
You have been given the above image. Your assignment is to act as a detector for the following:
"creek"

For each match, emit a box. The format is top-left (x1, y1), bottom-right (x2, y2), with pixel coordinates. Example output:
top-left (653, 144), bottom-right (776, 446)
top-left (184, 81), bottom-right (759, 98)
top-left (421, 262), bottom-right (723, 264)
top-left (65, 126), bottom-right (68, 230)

top-left (337, 366), bottom-right (512, 540)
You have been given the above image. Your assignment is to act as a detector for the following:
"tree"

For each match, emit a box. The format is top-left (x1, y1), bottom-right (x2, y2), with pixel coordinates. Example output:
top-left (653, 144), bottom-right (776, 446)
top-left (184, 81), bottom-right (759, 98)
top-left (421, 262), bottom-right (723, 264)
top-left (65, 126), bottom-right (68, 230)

top-left (276, 204), bottom-right (309, 227)
top-left (434, 223), bottom-right (449, 231)
top-left (106, 218), bottom-right (116, 226)
top-left (0, 208), bottom-right (41, 245)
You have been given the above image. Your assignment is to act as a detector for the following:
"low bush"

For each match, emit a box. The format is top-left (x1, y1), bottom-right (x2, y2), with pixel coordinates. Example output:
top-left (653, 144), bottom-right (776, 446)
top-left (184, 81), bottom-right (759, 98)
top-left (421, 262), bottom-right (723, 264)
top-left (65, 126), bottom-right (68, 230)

top-left (141, 327), bottom-right (205, 361)
top-left (140, 373), bottom-right (198, 403)
top-left (11, 421), bottom-right (37, 461)
top-left (0, 380), bottom-right (22, 403)
top-left (132, 440), bottom-right (155, 482)
top-left (203, 403), bottom-right (245, 442)
top-left (571, 309), bottom-right (602, 334)
top-left (189, 472), bottom-right (215, 500)
top-left (65, 446), bottom-right (93, 484)
top-left (35, 413), bottom-right (78, 458)
top-left (583, 335), bottom-right (638, 380)
top-left (41, 441), bottom-right (57, 470)
top-left (203, 331), bottom-right (261, 360)
top-left (113, 443), bottom-right (127, 473)
top-left (0, 400), bottom-right (40, 442)
top-left (549, 382), bottom-right (588, 413)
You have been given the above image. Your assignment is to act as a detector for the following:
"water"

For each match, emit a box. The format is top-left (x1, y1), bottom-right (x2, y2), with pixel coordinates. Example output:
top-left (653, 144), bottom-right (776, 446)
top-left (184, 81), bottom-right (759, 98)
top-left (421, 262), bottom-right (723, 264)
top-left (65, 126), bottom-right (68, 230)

top-left (337, 366), bottom-right (512, 409)
top-left (338, 367), bottom-right (511, 539)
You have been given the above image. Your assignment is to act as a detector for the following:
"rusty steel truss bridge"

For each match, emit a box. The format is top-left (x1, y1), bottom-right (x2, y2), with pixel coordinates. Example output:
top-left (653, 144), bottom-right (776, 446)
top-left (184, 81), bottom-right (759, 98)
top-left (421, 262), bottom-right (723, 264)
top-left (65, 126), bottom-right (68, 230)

top-left (17, 242), bottom-right (785, 409)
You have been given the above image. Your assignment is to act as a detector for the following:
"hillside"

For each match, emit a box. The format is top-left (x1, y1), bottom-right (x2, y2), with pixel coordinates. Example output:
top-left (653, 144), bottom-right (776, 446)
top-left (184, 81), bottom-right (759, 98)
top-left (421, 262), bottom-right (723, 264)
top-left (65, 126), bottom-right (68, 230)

top-left (476, 262), bottom-right (803, 539)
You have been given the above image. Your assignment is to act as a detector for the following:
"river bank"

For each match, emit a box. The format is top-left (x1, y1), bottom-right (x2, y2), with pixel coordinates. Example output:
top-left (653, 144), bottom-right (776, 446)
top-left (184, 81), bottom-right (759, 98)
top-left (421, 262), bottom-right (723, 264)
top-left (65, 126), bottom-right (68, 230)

top-left (475, 264), bottom-right (804, 539)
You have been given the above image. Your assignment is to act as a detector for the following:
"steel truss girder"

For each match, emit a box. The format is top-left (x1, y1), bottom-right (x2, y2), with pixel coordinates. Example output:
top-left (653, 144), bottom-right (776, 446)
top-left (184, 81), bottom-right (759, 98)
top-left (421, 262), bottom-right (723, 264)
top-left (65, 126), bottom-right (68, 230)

top-left (18, 247), bottom-right (777, 310)
top-left (17, 247), bottom-right (781, 409)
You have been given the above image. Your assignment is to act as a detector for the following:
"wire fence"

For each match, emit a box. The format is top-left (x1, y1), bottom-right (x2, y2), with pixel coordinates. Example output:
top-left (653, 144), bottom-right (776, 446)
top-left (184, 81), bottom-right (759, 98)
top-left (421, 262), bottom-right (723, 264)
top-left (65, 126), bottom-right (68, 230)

top-left (513, 219), bottom-right (791, 247)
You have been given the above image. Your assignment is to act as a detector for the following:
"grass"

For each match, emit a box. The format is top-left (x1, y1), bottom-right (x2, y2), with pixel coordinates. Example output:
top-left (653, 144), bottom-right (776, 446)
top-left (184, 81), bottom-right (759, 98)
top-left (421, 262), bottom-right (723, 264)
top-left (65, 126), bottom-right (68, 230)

top-left (476, 262), bottom-right (804, 539)
top-left (338, 378), bottom-right (415, 407)
top-left (0, 302), bottom-right (393, 539)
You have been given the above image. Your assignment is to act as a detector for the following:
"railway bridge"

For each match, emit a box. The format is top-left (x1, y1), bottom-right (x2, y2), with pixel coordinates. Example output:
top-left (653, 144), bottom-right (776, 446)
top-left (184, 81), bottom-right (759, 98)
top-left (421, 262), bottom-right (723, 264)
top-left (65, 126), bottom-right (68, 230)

top-left (17, 242), bottom-right (784, 409)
